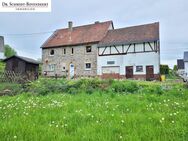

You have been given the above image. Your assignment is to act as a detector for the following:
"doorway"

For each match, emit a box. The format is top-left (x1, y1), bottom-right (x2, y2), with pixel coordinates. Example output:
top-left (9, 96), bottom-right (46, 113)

top-left (69, 64), bottom-right (75, 79)
top-left (146, 66), bottom-right (154, 81)
top-left (126, 66), bottom-right (133, 79)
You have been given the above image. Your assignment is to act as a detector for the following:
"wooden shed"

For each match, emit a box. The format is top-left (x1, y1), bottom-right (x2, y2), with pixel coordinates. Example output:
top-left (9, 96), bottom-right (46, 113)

top-left (3, 55), bottom-right (40, 79)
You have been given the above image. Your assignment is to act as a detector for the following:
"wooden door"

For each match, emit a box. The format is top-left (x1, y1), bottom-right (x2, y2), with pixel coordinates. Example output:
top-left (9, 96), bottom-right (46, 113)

top-left (146, 66), bottom-right (154, 81)
top-left (126, 66), bottom-right (133, 79)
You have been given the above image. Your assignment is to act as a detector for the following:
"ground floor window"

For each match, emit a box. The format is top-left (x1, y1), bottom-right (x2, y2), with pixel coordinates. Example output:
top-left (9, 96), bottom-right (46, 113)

top-left (136, 66), bottom-right (143, 72)
top-left (85, 63), bottom-right (91, 70)
top-left (49, 64), bottom-right (55, 71)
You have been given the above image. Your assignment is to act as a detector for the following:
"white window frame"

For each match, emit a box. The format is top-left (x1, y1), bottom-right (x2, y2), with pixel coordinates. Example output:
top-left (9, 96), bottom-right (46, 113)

top-left (136, 66), bottom-right (143, 72)
top-left (49, 64), bottom-right (56, 72)
top-left (85, 62), bottom-right (92, 70)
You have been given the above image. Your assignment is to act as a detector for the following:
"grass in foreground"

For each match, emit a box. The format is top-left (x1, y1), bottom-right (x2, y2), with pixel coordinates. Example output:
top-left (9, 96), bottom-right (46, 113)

top-left (0, 79), bottom-right (187, 141)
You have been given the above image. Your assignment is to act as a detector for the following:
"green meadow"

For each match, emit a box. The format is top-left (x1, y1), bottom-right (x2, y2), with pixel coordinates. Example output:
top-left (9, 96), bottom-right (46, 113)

top-left (0, 78), bottom-right (187, 141)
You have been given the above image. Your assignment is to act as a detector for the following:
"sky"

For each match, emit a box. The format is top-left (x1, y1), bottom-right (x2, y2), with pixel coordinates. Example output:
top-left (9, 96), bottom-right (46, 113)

top-left (0, 0), bottom-right (188, 68)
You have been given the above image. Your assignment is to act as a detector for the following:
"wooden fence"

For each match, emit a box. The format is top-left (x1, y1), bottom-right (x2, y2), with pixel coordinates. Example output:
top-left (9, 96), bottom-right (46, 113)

top-left (0, 71), bottom-right (37, 83)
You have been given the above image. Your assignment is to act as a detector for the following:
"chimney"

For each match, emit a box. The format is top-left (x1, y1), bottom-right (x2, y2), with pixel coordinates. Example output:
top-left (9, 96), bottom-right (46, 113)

top-left (95, 21), bottom-right (100, 24)
top-left (68, 21), bottom-right (73, 31)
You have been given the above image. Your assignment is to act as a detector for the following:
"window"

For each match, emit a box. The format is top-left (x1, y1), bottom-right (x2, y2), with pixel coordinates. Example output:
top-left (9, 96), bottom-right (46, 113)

top-left (63, 48), bottom-right (66, 54)
top-left (85, 63), bottom-right (91, 70)
top-left (49, 64), bottom-right (55, 71)
top-left (50, 50), bottom-right (55, 56)
top-left (71, 48), bottom-right (74, 54)
top-left (136, 66), bottom-right (143, 72)
top-left (62, 66), bottom-right (66, 71)
top-left (86, 46), bottom-right (92, 52)
top-left (107, 61), bottom-right (115, 65)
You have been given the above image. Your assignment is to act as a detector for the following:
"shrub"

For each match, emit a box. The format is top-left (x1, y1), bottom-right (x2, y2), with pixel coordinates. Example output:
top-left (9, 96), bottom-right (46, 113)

top-left (111, 81), bottom-right (139, 93)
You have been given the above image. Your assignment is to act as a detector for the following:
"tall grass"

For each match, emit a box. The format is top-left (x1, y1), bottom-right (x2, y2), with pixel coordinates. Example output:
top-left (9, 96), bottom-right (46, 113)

top-left (0, 78), bottom-right (187, 140)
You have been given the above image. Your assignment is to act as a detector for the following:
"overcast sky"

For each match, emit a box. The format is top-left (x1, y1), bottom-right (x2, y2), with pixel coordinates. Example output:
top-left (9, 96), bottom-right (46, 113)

top-left (0, 0), bottom-right (188, 68)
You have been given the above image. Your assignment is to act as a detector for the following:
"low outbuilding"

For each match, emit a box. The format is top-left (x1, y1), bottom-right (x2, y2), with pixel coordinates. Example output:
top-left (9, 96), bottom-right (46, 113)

top-left (3, 55), bottom-right (40, 80)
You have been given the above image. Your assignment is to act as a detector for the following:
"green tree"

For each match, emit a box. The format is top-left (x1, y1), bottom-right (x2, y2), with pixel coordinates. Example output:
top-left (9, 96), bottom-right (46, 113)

top-left (4, 45), bottom-right (17, 58)
top-left (160, 65), bottom-right (169, 75)
top-left (173, 65), bottom-right (177, 71)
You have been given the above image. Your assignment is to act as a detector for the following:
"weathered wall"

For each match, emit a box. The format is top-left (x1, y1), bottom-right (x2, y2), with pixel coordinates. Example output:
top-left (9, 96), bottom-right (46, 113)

top-left (97, 43), bottom-right (160, 78)
top-left (42, 44), bottom-right (98, 77)
top-left (5, 58), bottom-right (26, 73)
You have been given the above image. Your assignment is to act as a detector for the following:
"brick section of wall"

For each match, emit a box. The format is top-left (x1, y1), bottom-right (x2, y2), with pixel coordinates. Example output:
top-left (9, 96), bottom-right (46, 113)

top-left (42, 44), bottom-right (98, 77)
top-left (100, 74), bottom-right (160, 80)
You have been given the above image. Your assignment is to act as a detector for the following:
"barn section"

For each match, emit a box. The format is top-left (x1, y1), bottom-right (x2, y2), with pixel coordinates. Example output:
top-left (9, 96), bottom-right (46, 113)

top-left (97, 22), bottom-right (160, 80)
top-left (3, 55), bottom-right (39, 78)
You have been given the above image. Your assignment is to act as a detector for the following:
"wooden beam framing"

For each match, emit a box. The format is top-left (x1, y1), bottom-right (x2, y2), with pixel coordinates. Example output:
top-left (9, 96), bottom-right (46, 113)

top-left (114, 45), bottom-right (120, 53)
top-left (101, 47), bottom-right (107, 55)
top-left (143, 42), bottom-right (145, 52)
top-left (98, 41), bottom-right (159, 56)
top-left (125, 44), bottom-right (132, 54)
top-left (148, 42), bottom-right (154, 51)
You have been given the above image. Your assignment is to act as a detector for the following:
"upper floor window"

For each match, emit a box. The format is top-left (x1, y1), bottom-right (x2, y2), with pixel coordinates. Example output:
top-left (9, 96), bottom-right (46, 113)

top-left (63, 48), bottom-right (66, 54)
top-left (71, 48), bottom-right (74, 54)
top-left (86, 46), bottom-right (92, 53)
top-left (50, 50), bottom-right (55, 56)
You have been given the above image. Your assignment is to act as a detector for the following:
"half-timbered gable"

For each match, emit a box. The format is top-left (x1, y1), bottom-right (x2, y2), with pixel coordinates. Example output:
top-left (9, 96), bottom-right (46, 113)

top-left (97, 22), bottom-right (160, 80)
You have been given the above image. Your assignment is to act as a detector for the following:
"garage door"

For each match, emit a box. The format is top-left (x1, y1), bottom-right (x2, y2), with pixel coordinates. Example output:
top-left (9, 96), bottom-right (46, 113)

top-left (102, 66), bottom-right (120, 79)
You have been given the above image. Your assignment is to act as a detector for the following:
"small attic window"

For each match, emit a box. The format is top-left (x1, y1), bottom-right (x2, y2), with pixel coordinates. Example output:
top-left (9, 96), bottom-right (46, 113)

top-left (86, 46), bottom-right (92, 53)
top-left (50, 50), bottom-right (55, 56)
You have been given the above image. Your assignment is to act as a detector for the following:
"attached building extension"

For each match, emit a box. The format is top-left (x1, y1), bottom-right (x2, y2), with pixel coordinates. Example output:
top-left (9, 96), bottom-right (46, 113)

top-left (41, 21), bottom-right (160, 80)
top-left (97, 23), bottom-right (160, 80)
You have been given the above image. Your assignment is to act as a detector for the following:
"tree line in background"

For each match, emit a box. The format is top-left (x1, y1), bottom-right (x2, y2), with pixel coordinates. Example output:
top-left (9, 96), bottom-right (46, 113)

top-left (4, 45), bottom-right (17, 58)
top-left (0, 45), bottom-right (17, 72)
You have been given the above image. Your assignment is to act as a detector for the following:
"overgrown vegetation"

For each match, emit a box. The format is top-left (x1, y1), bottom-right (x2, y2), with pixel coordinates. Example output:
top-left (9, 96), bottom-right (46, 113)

top-left (160, 64), bottom-right (170, 75)
top-left (25, 78), bottom-right (169, 96)
top-left (0, 78), bottom-right (187, 140)
top-left (0, 61), bottom-right (5, 73)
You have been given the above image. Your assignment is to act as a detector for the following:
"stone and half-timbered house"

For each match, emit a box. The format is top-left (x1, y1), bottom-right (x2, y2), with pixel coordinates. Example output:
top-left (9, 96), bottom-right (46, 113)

top-left (41, 21), bottom-right (160, 80)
